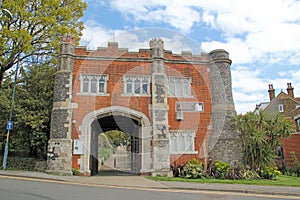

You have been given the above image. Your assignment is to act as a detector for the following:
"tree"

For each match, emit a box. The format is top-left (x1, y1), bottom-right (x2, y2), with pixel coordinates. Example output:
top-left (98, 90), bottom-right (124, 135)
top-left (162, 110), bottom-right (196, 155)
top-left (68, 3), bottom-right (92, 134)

top-left (0, 62), bottom-right (55, 159)
top-left (0, 0), bottom-right (87, 87)
top-left (104, 130), bottom-right (131, 148)
top-left (231, 110), bottom-right (294, 169)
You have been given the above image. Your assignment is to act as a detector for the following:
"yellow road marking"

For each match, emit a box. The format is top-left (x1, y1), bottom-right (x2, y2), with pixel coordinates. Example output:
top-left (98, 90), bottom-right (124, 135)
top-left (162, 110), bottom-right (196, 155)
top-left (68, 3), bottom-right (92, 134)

top-left (0, 175), bottom-right (299, 199)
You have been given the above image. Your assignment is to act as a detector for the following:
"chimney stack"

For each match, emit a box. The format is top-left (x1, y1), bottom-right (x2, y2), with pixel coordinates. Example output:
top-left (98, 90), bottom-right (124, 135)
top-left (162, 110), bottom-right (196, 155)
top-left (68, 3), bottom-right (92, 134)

top-left (287, 83), bottom-right (294, 98)
top-left (268, 84), bottom-right (275, 101)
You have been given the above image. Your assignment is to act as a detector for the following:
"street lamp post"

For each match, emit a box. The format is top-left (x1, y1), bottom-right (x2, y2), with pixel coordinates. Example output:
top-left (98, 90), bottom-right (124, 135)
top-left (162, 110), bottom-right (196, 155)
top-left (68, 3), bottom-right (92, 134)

top-left (1, 8), bottom-right (17, 170)
top-left (2, 57), bottom-right (20, 170)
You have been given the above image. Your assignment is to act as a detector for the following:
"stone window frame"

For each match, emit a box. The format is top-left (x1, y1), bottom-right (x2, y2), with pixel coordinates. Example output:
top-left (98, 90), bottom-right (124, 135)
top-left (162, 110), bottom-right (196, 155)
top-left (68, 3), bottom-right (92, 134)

top-left (122, 76), bottom-right (151, 96)
top-left (295, 118), bottom-right (300, 132)
top-left (278, 104), bottom-right (284, 113)
top-left (78, 74), bottom-right (109, 96)
top-left (169, 130), bottom-right (198, 154)
top-left (167, 77), bottom-right (193, 98)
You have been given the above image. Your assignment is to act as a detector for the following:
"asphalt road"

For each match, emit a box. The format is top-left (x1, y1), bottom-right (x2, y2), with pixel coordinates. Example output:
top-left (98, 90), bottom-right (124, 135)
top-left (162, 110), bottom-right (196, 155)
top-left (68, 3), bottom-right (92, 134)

top-left (0, 176), bottom-right (299, 200)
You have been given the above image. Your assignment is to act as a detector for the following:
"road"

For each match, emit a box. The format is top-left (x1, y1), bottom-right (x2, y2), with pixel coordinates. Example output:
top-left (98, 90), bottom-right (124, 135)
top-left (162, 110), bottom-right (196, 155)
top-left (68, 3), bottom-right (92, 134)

top-left (0, 176), bottom-right (299, 200)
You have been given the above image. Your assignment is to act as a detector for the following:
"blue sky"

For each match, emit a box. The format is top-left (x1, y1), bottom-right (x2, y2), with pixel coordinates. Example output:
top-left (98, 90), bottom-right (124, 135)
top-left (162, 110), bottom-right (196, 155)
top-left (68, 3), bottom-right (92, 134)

top-left (80, 0), bottom-right (300, 113)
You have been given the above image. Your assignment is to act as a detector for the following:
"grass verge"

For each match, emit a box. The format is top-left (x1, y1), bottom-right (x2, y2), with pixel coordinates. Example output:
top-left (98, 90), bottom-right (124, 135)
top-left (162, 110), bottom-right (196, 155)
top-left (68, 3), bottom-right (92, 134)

top-left (147, 175), bottom-right (300, 187)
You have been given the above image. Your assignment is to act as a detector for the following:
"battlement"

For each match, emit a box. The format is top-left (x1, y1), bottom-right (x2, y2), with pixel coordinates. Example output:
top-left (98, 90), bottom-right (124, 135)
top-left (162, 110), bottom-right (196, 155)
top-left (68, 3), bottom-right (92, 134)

top-left (74, 41), bottom-right (209, 62)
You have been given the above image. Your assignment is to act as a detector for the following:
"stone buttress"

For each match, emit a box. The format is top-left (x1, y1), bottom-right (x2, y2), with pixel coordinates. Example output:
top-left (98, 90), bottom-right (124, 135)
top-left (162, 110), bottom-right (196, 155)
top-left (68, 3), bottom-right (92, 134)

top-left (150, 39), bottom-right (172, 176)
top-left (46, 35), bottom-right (75, 175)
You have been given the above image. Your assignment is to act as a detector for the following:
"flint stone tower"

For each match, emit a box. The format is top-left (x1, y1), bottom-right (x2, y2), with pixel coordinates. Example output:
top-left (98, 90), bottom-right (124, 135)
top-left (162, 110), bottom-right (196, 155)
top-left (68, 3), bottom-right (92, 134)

top-left (46, 35), bottom-right (75, 175)
top-left (208, 49), bottom-right (242, 164)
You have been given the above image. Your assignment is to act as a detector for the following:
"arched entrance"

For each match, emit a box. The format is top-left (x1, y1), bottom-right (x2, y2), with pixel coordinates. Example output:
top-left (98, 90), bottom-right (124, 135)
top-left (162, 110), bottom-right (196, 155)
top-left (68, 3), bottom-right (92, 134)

top-left (79, 106), bottom-right (152, 176)
top-left (90, 115), bottom-right (141, 175)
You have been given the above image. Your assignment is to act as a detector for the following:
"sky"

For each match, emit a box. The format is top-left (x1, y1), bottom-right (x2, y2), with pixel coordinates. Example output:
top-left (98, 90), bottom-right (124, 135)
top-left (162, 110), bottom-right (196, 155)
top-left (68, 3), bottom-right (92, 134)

top-left (80, 0), bottom-right (300, 114)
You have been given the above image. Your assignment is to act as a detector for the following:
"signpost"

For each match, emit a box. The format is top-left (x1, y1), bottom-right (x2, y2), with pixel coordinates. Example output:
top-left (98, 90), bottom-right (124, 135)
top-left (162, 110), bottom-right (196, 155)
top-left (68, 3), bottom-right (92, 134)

top-left (6, 121), bottom-right (13, 131)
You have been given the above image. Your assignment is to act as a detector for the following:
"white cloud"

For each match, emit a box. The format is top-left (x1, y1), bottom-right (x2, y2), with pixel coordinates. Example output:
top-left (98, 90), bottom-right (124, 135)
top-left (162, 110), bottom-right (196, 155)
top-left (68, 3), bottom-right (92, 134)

top-left (92, 0), bottom-right (300, 66)
top-left (106, 0), bottom-right (202, 33)
top-left (81, 0), bottom-right (300, 113)
top-left (231, 66), bottom-right (267, 92)
top-left (80, 20), bottom-right (113, 49)
top-left (230, 66), bottom-right (271, 113)
top-left (233, 91), bottom-right (266, 103)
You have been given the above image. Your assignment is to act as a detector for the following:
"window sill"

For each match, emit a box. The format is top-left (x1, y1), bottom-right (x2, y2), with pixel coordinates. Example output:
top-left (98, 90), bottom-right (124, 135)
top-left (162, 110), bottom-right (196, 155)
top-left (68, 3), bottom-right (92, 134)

top-left (77, 92), bottom-right (110, 96)
top-left (291, 132), bottom-right (300, 134)
top-left (121, 94), bottom-right (151, 97)
top-left (170, 151), bottom-right (198, 155)
top-left (168, 95), bottom-right (194, 99)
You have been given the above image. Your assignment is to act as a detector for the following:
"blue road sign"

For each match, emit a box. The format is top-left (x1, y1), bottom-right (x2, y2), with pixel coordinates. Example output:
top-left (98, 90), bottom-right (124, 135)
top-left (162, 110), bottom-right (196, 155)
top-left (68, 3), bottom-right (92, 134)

top-left (7, 121), bottom-right (13, 131)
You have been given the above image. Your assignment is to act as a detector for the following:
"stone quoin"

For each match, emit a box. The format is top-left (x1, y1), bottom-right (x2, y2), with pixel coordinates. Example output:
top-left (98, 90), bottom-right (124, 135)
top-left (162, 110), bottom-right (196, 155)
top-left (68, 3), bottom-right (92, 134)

top-left (46, 35), bottom-right (242, 176)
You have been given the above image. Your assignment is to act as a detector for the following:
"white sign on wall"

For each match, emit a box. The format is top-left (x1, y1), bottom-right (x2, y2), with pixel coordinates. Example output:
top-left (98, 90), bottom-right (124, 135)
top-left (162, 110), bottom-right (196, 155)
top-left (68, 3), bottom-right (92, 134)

top-left (73, 139), bottom-right (84, 155)
top-left (176, 102), bottom-right (204, 112)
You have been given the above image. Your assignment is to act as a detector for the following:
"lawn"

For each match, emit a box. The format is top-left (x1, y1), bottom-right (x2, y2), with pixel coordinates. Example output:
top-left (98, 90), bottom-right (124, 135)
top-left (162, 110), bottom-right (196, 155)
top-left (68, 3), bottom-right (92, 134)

top-left (147, 175), bottom-right (300, 187)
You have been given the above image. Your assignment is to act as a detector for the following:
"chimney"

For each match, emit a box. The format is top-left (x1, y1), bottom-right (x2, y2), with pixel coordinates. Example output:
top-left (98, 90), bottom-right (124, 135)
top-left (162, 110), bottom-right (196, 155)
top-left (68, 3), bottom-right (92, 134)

top-left (268, 84), bottom-right (275, 101)
top-left (287, 83), bottom-right (294, 98)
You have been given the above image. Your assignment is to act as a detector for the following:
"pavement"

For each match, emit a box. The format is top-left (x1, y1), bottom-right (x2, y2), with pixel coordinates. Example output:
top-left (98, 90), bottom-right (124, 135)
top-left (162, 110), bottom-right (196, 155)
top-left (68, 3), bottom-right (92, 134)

top-left (0, 170), bottom-right (300, 197)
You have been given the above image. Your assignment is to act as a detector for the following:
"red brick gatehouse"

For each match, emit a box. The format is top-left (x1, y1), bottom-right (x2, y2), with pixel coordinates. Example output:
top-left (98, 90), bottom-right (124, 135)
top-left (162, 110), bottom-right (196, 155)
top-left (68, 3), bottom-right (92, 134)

top-left (46, 36), bottom-right (242, 176)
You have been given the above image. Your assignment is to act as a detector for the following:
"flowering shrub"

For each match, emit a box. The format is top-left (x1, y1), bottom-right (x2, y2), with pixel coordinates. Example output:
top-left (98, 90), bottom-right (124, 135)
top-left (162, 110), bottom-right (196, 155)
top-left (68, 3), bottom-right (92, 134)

top-left (259, 167), bottom-right (281, 179)
top-left (211, 160), bottom-right (231, 179)
top-left (182, 159), bottom-right (204, 179)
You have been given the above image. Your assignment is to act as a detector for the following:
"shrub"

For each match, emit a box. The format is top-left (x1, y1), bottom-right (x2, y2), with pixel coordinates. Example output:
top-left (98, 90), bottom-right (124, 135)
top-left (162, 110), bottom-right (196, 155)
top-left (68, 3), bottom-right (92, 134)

top-left (226, 161), bottom-right (243, 180)
top-left (242, 169), bottom-right (260, 180)
top-left (290, 151), bottom-right (300, 177)
top-left (182, 159), bottom-right (204, 179)
top-left (72, 168), bottom-right (80, 176)
top-left (171, 162), bottom-right (185, 177)
top-left (259, 167), bottom-right (281, 179)
top-left (211, 160), bottom-right (231, 179)
top-left (0, 155), bottom-right (38, 171)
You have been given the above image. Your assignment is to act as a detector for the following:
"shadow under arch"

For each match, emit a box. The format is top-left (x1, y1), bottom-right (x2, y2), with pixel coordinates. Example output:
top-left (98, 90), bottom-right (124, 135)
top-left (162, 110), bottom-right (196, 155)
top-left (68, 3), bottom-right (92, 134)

top-left (79, 106), bottom-right (152, 176)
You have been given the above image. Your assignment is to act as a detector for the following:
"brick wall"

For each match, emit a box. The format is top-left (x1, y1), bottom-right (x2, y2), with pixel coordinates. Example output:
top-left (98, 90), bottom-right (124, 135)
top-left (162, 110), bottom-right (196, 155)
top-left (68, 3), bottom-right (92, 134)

top-left (71, 45), bottom-right (212, 168)
top-left (282, 134), bottom-right (300, 168)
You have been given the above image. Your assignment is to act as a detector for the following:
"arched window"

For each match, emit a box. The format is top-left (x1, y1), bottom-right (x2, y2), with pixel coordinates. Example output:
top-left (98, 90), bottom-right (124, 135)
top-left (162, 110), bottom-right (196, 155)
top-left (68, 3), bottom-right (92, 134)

top-left (80, 74), bottom-right (108, 95)
top-left (185, 133), bottom-right (194, 151)
top-left (134, 79), bottom-right (141, 94)
top-left (142, 78), bottom-right (148, 94)
top-left (124, 76), bottom-right (150, 95)
top-left (82, 76), bottom-right (89, 93)
top-left (170, 130), bottom-right (196, 153)
top-left (170, 135), bottom-right (177, 152)
top-left (168, 79), bottom-right (175, 96)
top-left (126, 78), bottom-right (133, 94)
top-left (91, 77), bottom-right (97, 93)
top-left (296, 118), bottom-right (300, 132)
top-left (178, 134), bottom-right (185, 152)
top-left (168, 77), bottom-right (191, 97)
top-left (175, 80), bottom-right (182, 97)
top-left (99, 77), bottom-right (105, 93)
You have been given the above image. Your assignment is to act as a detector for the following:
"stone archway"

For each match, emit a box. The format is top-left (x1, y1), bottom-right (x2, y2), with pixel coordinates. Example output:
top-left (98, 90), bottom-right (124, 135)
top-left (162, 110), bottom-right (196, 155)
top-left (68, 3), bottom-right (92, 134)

top-left (78, 106), bottom-right (152, 176)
